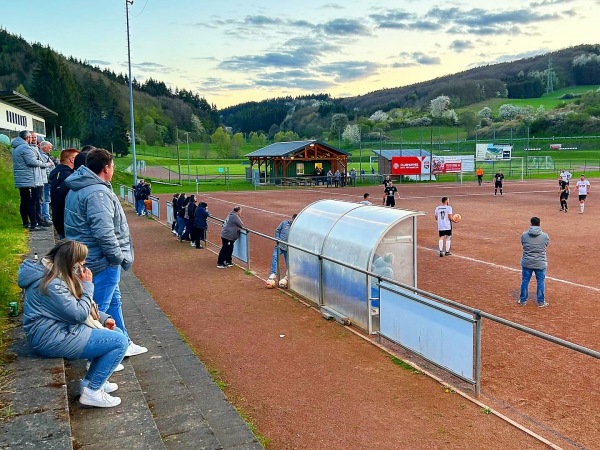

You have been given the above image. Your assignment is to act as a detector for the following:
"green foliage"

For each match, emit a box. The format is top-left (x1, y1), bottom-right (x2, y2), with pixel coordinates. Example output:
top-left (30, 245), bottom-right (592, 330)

top-left (0, 146), bottom-right (30, 321)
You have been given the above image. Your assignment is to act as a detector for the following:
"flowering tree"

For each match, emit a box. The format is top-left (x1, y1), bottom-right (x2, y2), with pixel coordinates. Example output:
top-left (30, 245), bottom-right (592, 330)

top-left (369, 110), bottom-right (389, 122)
top-left (342, 124), bottom-right (361, 146)
top-left (498, 104), bottom-right (520, 120)
top-left (430, 95), bottom-right (457, 124)
top-left (477, 107), bottom-right (492, 119)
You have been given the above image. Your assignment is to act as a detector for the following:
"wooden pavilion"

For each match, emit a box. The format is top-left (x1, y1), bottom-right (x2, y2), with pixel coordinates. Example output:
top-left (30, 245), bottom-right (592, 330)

top-left (245, 140), bottom-right (350, 185)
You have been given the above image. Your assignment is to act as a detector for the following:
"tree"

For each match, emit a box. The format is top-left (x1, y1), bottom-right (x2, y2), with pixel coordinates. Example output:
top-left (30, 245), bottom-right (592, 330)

top-left (430, 95), bottom-right (457, 124)
top-left (369, 110), bottom-right (389, 122)
top-left (342, 124), bottom-right (360, 146)
top-left (230, 132), bottom-right (244, 158)
top-left (499, 104), bottom-right (520, 120)
top-left (458, 110), bottom-right (478, 135)
top-left (30, 47), bottom-right (84, 138)
top-left (211, 127), bottom-right (231, 158)
top-left (477, 107), bottom-right (492, 119)
top-left (330, 113), bottom-right (348, 148)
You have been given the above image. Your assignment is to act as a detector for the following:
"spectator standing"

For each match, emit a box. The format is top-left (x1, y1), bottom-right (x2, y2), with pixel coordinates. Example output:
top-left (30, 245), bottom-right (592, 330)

top-left (360, 168), bottom-right (365, 182)
top-left (192, 202), bottom-right (210, 249)
top-left (133, 179), bottom-right (150, 216)
top-left (11, 130), bottom-right (50, 230)
top-left (64, 148), bottom-right (147, 357)
top-left (519, 217), bottom-right (550, 307)
top-left (176, 193), bottom-right (188, 239)
top-left (349, 168), bottom-right (357, 186)
top-left (171, 193), bottom-right (179, 235)
top-left (268, 214), bottom-right (297, 280)
top-left (18, 240), bottom-right (128, 408)
top-left (326, 170), bottom-right (333, 188)
top-left (49, 148), bottom-right (79, 239)
top-left (334, 169), bottom-right (341, 188)
top-left (217, 206), bottom-right (244, 269)
top-left (39, 141), bottom-right (55, 225)
top-left (184, 195), bottom-right (197, 244)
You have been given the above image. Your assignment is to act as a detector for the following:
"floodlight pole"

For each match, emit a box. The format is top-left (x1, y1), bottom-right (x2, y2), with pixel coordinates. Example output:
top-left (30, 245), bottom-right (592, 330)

top-left (185, 131), bottom-right (190, 185)
top-left (126, 0), bottom-right (138, 185)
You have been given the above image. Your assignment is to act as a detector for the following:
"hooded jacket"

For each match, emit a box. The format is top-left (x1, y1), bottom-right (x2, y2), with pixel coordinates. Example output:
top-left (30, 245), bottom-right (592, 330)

top-left (18, 259), bottom-right (109, 359)
top-left (193, 204), bottom-right (210, 229)
top-left (64, 166), bottom-right (134, 274)
top-left (11, 136), bottom-right (46, 188)
top-left (521, 226), bottom-right (550, 270)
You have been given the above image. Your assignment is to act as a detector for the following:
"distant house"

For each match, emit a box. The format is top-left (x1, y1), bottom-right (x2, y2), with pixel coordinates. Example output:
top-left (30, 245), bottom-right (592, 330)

top-left (0, 90), bottom-right (57, 139)
top-left (246, 140), bottom-right (350, 185)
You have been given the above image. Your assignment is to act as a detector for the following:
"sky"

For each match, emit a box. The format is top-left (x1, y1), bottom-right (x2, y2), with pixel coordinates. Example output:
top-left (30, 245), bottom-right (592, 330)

top-left (1, 0), bottom-right (599, 109)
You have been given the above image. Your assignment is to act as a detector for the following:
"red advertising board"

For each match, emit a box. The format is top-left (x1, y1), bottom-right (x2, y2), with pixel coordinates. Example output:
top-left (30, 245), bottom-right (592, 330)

top-left (391, 156), bottom-right (426, 175)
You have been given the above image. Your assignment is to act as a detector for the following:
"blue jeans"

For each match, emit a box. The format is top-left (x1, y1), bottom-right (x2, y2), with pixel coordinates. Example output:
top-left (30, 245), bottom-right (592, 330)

top-left (135, 199), bottom-right (146, 215)
top-left (42, 183), bottom-right (51, 221)
top-left (520, 267), bottom-right (546, 304)
top-left (80, 327), bottom-right (128, 390)
top-left (93, 265), bottom-right (129, 340)
top-left (270, 246), bottom-right (288, 275)
top-left (176, 216), bottom-right (186, 237)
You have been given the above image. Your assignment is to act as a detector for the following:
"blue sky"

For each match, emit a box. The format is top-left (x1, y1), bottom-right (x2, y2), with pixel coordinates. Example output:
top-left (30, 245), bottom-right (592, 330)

top-left (1, 0), bottom-right (598, 109)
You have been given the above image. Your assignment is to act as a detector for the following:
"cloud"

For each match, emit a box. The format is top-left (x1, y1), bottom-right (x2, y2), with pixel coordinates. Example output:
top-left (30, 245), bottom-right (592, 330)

top-left (87, 59), bottom-right (111, 66)
top-left (392, 52), bottom-right (441, 67)
top-left (319, 18), bottom-right (372, 36)
top-left (219, 51), bottom-right (313, 72)
top-left (319, 61), bottom-right (380, 82)
top-left (450, 40), bottom-right (474, 52)
top-left (369, 10), bottom-right (415, 29)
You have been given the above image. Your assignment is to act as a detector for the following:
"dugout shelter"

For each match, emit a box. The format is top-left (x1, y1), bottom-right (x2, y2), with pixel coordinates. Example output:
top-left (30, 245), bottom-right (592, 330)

top-left (287, 199), bottom-right (425, 334)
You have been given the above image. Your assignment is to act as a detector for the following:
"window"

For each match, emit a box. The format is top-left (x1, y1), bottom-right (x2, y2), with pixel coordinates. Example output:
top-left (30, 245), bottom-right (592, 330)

top-left (32, 119), bottom-right (45, 135)
top-left (6, 110), bottom-right (27, 126)
top-left (296, 162), bottom-right (305, 175)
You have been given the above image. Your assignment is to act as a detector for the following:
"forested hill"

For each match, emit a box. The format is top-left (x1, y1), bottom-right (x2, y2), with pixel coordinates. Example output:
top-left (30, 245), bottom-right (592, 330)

top-left (0, 28), bottom-right (219, 154)
top-left (221, 44), bottom-right (600, 135)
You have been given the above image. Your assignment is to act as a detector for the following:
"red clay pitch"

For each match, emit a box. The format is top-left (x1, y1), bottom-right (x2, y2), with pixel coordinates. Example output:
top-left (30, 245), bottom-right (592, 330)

top-left (129, 178), bottom-right (598, 449)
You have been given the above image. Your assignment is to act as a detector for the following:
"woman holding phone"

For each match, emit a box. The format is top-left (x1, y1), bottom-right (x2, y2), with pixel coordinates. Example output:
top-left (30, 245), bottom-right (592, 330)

top-left (18, 240), bottom-right (128, 408)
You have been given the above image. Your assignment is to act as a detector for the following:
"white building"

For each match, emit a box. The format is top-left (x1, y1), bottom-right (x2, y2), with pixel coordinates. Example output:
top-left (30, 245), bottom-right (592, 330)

top-left (0, 90), bottom-right (57, 140)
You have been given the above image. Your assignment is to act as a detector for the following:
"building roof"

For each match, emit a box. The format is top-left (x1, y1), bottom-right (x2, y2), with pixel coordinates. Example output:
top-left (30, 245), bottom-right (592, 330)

top-left (0, 91), bottom-right (58, 119)
top-left (372, 149), bottom-right (431, 160)
top-left (246, 140), bottom-right (349, 158)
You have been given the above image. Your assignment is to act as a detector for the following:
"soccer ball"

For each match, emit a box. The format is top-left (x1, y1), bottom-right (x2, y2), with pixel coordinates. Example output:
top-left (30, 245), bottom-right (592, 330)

top-left (452, 214), bottom-right (462, 223)
top-left (265, 279), bottom-right (277, 289)
top-left (278, 277), bottom-right (288, 289)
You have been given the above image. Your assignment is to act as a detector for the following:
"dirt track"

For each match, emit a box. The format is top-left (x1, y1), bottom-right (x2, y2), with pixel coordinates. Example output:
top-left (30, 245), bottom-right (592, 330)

top-left (128, 179), bottom-right (599, 449)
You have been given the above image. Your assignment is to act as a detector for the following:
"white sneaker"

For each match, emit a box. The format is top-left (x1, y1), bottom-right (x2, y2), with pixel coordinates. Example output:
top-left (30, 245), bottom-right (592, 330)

top-left (124, 342), bottom-right (148, 357)
top-left (79, 386), bottom-right (121, 408)
top-left (86, 362), bottom-right (124, 372)
top-left (268, 273), bottom-right (276, 280)
top-left (80, 379), bottom-right (119, 394)
top-left (190, 242), bottom-right (196, 247)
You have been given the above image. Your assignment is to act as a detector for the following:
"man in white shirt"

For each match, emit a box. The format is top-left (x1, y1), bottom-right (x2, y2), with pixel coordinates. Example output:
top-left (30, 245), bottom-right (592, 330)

top-left (576, 174), bottom-right (591, 214)
top-left (434, 196), bottom-right (454, 257)
top-left (559, 169), bottom-right (571, 185)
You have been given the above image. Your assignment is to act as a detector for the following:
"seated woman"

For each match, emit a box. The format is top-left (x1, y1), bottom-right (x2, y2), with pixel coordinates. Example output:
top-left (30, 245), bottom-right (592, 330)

top-left (18, 240), bottom-right (128, 408)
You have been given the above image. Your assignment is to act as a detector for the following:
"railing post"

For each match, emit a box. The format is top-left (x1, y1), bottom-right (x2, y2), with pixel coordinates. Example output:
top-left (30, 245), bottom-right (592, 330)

top-left (474, 310), bottom-right (482, 398)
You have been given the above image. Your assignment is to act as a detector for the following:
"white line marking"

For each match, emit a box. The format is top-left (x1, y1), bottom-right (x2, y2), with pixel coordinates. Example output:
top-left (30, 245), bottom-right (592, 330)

top-left (421, 247), bottom-right (600, 292)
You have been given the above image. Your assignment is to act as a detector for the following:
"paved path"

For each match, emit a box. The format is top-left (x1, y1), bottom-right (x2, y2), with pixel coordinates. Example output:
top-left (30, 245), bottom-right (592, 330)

top-left (0, 226), bottom-right (262, 449)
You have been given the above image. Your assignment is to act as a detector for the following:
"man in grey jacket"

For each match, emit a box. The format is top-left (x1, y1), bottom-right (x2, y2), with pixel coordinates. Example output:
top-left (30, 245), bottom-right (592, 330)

top-left (519, 217), bottom-right (550, 307)
top-left (64, 148), bottom-right (147, 357)
top-left (11, 130), bottom-right (51, 230)
top-left (217, 206), bottom-right (244, 268)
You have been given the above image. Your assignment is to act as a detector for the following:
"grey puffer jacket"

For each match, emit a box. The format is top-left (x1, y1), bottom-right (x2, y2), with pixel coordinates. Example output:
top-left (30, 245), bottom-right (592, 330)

top-left (11, 136), bottom-right (47, 188)
top-left (18, 259), bottom-right (109, 359)
top-left (64, 166), bottom-right (134, 274)
top-left (521, 226), bottom-right (550, 270)
top-left (221, 211), bottom-right (244, 241)
top-left (39, 150), bottom-right (55, 182)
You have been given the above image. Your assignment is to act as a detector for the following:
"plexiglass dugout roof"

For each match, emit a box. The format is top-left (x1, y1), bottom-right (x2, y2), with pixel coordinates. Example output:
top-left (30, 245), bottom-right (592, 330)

top-left (288, 200), bottom-right (425, 331)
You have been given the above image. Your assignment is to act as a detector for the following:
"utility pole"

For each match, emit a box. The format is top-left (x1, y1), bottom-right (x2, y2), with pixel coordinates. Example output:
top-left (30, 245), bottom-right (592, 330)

top-left (176, 127), bottom-right (181, 185)
top-left (185, 131), bottom-right (190, 185)
top-left (125, 0), bottom-right (138, 185)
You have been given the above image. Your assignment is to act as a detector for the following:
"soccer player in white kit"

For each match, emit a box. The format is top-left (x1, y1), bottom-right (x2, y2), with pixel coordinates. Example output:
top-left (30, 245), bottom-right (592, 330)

top-left (434, 196), bottom-right (454, 257)
top-left (576, 174), bottom-right (591, 214)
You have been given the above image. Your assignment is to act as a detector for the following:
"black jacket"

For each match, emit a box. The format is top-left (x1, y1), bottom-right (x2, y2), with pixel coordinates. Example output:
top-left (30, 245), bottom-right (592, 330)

top-left (48, 164), bottom-right (74, 236)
